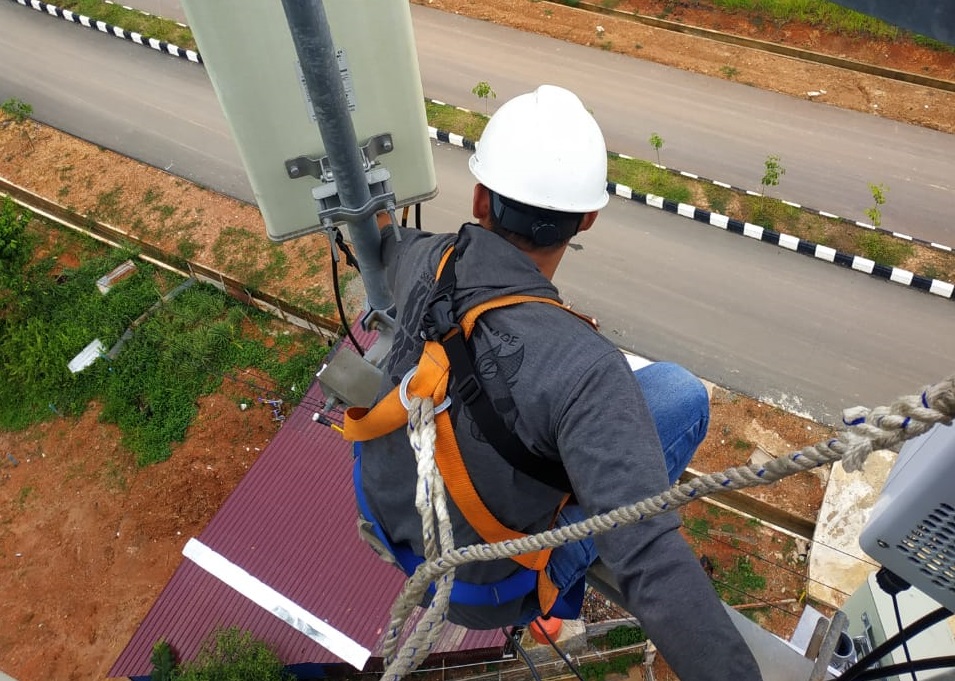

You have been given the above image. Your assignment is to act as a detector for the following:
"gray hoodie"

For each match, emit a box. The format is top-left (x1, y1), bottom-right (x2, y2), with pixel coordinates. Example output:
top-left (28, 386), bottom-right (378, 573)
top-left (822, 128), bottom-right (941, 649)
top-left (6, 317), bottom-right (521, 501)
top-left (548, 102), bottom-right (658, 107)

top-left (361, 224), bottom-right (761, 680)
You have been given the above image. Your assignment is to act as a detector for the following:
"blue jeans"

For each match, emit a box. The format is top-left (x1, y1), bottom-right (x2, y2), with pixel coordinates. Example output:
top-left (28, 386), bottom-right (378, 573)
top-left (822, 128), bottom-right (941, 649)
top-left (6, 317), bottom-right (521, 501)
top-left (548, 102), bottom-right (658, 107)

top-left (541, 362), bottom-right (709, 617)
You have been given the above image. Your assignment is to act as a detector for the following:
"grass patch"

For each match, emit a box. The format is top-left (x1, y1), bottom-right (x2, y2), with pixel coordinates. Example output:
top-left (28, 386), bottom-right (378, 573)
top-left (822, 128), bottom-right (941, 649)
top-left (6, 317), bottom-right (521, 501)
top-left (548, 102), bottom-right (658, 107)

top-left (703, 183), bottom-right (732, 214)
top-left (720, 65), bottom-right (740, 79)
top-left (855, 231), bottom-right (914, 267)
top-left (579, 653), bottom-right (645, 681)
top-left (608, 155), bottom-right (692, 204)
top-left (55, 0), bottom-right (196, 50)
top-left (0, 213), bottom-right (329, 466)
top-left (590, 625), bottom-right (647, 651)
top-left (912, 34), bottom-right (955, 53)
top-left (705, 0), bottom-right (900, 40)
top-left (425, 100), bottom-right (488, 141)
top-left (685, 516), bottom-right (711, 537)
top-left (16, 486), bottom-right (33, 510)
top-left (176, 236), bottom-right (200, 261)
top-left (714, 555), bottom-right (767, 606)
top-left (211, 226), bottom-right (289, 291)
top-left (93, 185), bottom-right (127, 224)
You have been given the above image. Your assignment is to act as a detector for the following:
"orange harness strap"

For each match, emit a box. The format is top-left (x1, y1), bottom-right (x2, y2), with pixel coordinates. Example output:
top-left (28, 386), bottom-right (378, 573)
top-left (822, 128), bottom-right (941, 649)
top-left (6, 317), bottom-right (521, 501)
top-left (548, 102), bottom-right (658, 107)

top-left (343, 245), bottom-right (597, 613)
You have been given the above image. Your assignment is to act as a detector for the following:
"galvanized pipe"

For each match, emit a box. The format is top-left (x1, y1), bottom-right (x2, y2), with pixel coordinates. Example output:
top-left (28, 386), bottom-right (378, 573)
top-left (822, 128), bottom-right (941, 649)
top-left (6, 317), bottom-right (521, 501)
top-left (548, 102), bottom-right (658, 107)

top-left (279, 0), bottom-right (393, 314)
top-left (809, 610), bottom-right (850, 681)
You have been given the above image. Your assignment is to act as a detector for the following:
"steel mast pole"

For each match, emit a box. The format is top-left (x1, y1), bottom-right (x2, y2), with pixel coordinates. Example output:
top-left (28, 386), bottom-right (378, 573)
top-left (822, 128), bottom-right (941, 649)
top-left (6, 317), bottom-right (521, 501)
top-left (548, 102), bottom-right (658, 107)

top-left (279, 0), bottom-right (393, 315)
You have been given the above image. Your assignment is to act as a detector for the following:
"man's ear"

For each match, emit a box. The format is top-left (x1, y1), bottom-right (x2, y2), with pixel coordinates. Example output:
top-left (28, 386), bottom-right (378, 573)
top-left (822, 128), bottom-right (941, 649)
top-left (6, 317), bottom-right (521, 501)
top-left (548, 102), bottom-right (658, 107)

top-left (472, 184), bottom-right (492, 223)
top-left (577, 211), bottom-right (599, 233)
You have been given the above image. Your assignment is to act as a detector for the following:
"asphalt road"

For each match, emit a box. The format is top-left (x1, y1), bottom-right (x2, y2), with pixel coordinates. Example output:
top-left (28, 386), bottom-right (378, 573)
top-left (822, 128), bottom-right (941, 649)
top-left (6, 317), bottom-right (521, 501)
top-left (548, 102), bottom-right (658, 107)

top-left (0, 3), bottom-right (250, 199)
top-left (93, 0), bottom-right (955, 246)
top-left (1, 2), bottom-right (953, 425)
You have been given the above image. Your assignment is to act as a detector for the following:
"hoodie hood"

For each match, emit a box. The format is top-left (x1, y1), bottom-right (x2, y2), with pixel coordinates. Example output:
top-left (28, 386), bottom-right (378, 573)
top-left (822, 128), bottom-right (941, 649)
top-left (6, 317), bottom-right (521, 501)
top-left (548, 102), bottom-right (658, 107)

top-left (449, 223), bottom-right (561, 314)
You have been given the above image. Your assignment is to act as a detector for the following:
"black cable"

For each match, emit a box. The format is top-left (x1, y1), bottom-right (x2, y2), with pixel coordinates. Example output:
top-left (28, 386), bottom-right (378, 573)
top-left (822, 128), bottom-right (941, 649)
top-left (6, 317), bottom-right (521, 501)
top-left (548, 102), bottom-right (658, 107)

top-left (535, 618), bottom-right (586, 681)
top-left (333, 230), bottom-right (361, 273)
top-left (850, 656), bottom-right (955, 681)
top-left (876, 568), bottom-right (917, 681)
top-left (503, 627), bottom-right (543, 681)
top-left (400, 205), bottom-right (410, 228)
top-left (414, 202), bottom-right (422, 230)
top-left (891, 591), bottom-right (918, 681)
top-left (839, 607), bottom-right (954, 681)
top-left (329, 242), bottom-right (365, 356)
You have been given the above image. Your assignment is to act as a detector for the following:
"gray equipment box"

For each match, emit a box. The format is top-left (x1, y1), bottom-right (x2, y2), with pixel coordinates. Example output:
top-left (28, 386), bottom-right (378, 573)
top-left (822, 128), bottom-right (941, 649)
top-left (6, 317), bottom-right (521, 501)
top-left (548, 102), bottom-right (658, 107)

top-left (861, 424), bottom-right (955, 612)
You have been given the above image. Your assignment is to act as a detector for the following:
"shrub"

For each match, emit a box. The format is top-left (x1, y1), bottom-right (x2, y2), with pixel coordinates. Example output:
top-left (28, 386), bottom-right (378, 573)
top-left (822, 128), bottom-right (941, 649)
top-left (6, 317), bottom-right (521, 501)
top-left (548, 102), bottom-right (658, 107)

top-left (606, 625), bottom-right (647, 648)
top-left (0, 197), bottom-right (32, 289)
top-left (856, 232), bottom-right (913, 268)
top-left (173, 628), bottom-right (293, 681)
top-left (579, 652), bottom-right (644, 681)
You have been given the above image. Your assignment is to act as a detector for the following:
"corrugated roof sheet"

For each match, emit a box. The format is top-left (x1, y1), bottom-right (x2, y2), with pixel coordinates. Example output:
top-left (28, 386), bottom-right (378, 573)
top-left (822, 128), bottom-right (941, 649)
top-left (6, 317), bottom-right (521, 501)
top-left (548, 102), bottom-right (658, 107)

top-left (110, 333), bottom-right (506, 677)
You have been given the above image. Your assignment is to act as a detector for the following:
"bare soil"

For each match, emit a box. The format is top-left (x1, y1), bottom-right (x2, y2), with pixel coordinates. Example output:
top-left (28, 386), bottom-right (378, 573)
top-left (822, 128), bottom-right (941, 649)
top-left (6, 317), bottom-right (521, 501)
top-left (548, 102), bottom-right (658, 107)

top-left (4, 2), bottom-right (934, 678)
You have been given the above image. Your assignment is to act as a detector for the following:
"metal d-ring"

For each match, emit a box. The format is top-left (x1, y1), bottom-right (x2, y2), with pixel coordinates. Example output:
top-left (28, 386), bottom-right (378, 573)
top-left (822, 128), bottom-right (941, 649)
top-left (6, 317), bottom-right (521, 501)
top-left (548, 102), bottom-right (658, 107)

top-left (399, 368), bottom-right (452, 414)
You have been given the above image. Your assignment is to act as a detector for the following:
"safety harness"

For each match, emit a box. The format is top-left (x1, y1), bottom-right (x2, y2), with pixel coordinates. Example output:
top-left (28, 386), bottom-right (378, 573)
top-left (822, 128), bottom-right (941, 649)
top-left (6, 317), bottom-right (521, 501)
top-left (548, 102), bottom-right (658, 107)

top-left (344, 239), bottom-right (598, 617)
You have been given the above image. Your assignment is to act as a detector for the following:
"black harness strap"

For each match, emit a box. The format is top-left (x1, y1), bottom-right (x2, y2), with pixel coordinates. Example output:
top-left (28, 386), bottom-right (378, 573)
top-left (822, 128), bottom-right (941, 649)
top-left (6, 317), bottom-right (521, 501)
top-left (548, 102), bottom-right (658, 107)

top-left (421, 246), bottom-right (574, 493)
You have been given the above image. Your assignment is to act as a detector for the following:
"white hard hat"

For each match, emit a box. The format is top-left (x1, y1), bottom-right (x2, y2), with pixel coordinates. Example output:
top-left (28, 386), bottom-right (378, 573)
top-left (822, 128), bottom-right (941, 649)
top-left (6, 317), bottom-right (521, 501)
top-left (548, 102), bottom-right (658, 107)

top-left (468, 84), bottom-right (609, 213)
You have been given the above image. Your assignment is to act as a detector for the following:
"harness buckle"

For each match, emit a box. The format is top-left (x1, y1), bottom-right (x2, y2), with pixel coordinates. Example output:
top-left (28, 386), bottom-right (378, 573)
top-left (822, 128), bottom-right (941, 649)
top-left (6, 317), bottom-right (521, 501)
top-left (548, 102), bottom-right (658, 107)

top-left (455, 374), bottom-right (483, 406)
top-left (420, 293), bottom-right (459, 341)
top-left (399, 368), bottom-right (452, 414)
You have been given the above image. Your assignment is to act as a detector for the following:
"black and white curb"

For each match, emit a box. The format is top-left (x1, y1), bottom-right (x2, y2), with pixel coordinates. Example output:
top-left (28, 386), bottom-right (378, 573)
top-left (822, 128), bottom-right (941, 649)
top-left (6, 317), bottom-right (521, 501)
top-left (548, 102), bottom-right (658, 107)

top-left (104, 0), bottom-right (188, 27)
top-left (428, 125), bottom-right (955, 302)
top-left (618, 153), bottom-right (955, 255)
top-left (9, 0), bottom-right (201, 63)
top-left (608, 181), bottom-right (955, 301)
top-left (429, 126), bottom-right (475, 151)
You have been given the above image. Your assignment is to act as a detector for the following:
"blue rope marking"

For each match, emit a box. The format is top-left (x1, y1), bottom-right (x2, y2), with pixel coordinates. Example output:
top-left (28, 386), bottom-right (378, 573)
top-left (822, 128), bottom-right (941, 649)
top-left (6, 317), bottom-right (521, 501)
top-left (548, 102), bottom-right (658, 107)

top-left (844, 415), bottom-right (866, 426)
top-left (922, 391), bottom-right (930, 408)
top-left (756, 468), bottom-right (766, 477)
top-left (902, 417), bottom-right (911, 429)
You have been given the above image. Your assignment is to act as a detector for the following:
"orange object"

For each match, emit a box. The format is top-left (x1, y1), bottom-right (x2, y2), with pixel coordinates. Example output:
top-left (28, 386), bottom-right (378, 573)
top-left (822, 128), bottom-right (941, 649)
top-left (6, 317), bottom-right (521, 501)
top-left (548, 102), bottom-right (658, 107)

top-left (529, 615), bottom-right (563, 645)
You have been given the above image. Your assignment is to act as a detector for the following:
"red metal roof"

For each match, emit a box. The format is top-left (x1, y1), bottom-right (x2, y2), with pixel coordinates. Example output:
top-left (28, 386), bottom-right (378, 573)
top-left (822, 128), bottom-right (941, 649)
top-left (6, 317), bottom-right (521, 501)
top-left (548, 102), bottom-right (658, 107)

top-left (110, 334), bottom-right (506, 677)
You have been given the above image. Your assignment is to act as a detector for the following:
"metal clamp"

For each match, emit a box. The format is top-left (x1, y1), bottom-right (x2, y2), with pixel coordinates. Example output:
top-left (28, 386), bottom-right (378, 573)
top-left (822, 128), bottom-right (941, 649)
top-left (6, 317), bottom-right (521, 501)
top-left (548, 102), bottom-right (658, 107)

top-left (399, 368), bottom-right (451, 414)
top-left (312, 167), bottom-right (396, 225)
top-left (285, 132), bottom-right (394, 181)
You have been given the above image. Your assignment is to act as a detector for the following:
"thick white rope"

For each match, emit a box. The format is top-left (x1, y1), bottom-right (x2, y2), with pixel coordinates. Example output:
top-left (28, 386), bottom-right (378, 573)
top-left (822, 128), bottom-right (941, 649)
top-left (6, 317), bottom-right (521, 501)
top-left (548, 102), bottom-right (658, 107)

top-left (380, 396), bottom-right (456, 673)
top-left (379, 375), bottom-right (955, 681)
